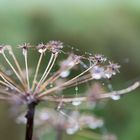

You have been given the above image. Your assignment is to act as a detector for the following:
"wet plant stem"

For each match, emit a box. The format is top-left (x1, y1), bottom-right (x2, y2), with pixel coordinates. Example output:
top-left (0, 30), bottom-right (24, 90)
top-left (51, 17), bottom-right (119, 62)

top-left (56, 127), bottom-right (63, 140)
top-left (25, 102), bottom-right (38, 140)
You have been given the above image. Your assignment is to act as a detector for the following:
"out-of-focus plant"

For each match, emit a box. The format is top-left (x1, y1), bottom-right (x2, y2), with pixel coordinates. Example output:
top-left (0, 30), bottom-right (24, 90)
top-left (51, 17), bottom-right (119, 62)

top-left (0, 41), bottom-right (139, 140)
top-left (17, 108), bottom-right (104, 139)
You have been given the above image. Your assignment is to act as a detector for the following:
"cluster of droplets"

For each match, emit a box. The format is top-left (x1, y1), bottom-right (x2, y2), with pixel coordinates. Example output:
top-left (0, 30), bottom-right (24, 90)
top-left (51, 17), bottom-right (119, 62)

top-left (89, 55), bottom-right (120, 80)
top-left (37, 41), bottom-right (63, 54)
top-left (16, 108), bottom-right (104, 135)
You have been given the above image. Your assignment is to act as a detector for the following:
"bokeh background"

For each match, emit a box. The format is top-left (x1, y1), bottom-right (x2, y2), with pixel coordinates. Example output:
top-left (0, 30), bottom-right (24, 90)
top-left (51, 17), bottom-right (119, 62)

top-left (0, 0), bottom-right (140, 140)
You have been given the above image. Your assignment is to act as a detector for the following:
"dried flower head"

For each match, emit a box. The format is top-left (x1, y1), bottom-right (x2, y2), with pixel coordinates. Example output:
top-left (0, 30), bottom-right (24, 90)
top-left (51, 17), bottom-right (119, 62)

top-left (0, 45), bottom-right (6, 53)
top-left (104, 61), bottom-right (120, 79)
top-left (94, 54), bottom-right (107, 63)
top-left (60, 53), bottom-right (81, 69)
top-left (0, 41), bottom-right (139, 140)
top-left (36, 43), bottom-right (47, 53)
top-left (46, 40), bottom-right (63, 54)
top-left (0, 41), bottom-right (139, 111)
top-left (18, 43), bottom-right (31, 55)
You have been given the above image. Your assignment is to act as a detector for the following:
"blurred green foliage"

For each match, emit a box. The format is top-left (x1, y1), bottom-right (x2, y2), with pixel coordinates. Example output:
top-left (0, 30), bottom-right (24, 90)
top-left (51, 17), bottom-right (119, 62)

top-left (0, 0), bottom-right (140, 140)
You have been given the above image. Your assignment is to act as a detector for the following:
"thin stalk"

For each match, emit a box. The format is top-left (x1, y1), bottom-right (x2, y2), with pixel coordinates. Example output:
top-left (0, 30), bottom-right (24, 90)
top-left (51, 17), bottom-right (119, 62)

top-left (24, 51), bottom-right (30, 91)
top-left (0, 80), bottom-right (13, 89)
top-left (0, 96), bottom-right (10, 100)
top-left (31, 53), bottom-right (43, 90)
top-left (2, 53), bottom-right (25, 87)
top-left (35, 53), bottom-right (56, 94)
top-left (37, 53), bottom-right (54, 85)
top-left (40, 64), bottom-right (76, 92)
top-left (0, 90), bottom-right (12, 96)
top-left (62, 74), bottom-right (92, 89)
top-left (0, 71), bottom-right (24, 92)
top-left (39, 70), bottom-right (61, 91)
top-left (25, 102), bottom-right (38, 140)
top-left (41, 81), bottom-right (140, 103)
top-left (42, 96), bottom-right (87, 103)
top-left (40, 54), bottom-right (57, 84)
top-left (0, 74), bottom-right (22, 93)
top-left (61, 63), bottom-right (96, 87)
top-left (8, 46), bottom-right (25, 83)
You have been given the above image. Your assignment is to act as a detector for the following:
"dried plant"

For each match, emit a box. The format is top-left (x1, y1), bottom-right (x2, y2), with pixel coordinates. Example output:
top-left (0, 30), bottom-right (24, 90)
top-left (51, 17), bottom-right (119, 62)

top-left (17, 108), bottom-right (104, 140)
top-left (0, 41), bottom-right (139, 140)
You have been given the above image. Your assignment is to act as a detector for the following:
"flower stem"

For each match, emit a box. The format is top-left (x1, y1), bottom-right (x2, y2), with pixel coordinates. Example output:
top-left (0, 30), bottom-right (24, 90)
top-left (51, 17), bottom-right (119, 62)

top-left (56, 127), bottom-right (63, 140)
top-left (25, 101), bottom-right (38, 140)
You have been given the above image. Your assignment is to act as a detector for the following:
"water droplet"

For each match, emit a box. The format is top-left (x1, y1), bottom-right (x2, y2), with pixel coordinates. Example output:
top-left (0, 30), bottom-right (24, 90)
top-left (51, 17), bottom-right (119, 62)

top-left (71, 47), bottom-right (74, 50)
top-left (89, 120), bottom-right (103, 129)
top-left (66, 124), bottom-right (79, 135)
top-left (38, 48), bottom-right (47, 53)
top-left (60, 70), bottom-right (70, 78)
top-left (75, 86), bottom-right (78, 91)
top-left (104, 73), bottom-right (112, 79)
top-left (111, 94), bottom-right (120, 100)
top-left (72, 99), bottom-right (81, 106)
top-left (50, 83), bottom-right (53, 88)
top-left (91, 66), bottom-right (104, 80)
top-left (5, 87), bottom-right (10, 91)
top-left (6, 70), bottom-right (13, 75)
top-left (22, 49), bottom-right (27, 56)
top-left (80, 61), bottom-right (88, 68)
top-left (16, 115), bottom-right (26, 124)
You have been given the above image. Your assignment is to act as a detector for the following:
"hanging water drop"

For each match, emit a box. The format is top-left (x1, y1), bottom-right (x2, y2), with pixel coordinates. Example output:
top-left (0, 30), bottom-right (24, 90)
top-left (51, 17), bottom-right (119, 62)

top-left (66, 124), bottom-right (79, 135)
top-left (72, 99), bottom-right (82, 106)
top-left (91, 66), bottom-right (104, 80)
top-left (50, 83), bottom-right (53, 88)
top-left (72, 85), bottom-right (81, 106)
top-left (60, 70), bottom-right (70, 78)
top-left (104, 72), bottom-right (112, 79)
top-left (75, 86), bottom-right (78, 91)
top-left (111, 94), bottom-right (120, 101)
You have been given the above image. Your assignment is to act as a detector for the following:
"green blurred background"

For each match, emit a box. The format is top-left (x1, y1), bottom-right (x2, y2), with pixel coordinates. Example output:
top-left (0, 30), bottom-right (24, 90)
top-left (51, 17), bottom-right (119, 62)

top-left (0, 0), bottom-right (140, 140)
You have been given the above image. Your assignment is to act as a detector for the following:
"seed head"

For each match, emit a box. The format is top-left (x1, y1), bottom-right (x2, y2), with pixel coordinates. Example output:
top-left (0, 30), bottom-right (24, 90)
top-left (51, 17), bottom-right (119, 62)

top-left (18, 43), bottom-right (31, 55)
top-left (89, 54), bottom-right (107, 63)
top-left (0, 45), bottom-right (6, 54)
top-left (46, 40), bottom-right (63, 54)
top-left (0, 41), bottom-right (138, 140)
top-left (104, 62), bottom-right (120, 79)
top-left (60, 53), bottom-right (81, 69)
top-left (36, 43), bottom-right (47, 53)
